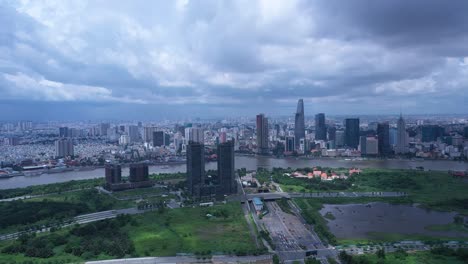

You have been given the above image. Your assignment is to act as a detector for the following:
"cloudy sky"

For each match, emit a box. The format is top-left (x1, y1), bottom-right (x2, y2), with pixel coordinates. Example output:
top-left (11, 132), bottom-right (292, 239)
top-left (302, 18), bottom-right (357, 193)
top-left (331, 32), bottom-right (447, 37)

top-left (1, 0), bottom-right (468, 120)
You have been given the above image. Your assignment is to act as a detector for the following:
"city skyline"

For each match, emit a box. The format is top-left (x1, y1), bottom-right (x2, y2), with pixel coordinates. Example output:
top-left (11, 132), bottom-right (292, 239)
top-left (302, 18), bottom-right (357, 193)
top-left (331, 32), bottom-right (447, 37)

top-left (1, 1), bottom-right (468, 120)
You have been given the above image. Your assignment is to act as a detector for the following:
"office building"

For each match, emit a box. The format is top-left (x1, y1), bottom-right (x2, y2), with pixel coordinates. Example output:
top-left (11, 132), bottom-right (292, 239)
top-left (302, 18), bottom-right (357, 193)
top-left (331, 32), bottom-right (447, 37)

top-left (422, 125), bottom-right (444, 142)
top-left (345, 118), bottom-right (360, 149)
top-left (377, 122), bottom-right (391, 156)
top-left (55, 138), bottom-right (74, 158)
top-left (389, 127), bottom-right (398, 146)
top-left (294, 99), bottom-right (305, 149)
top-left (315, 113), bottom-right (327, 140)
top-left (129, 163), bottom-right (149, 182)
top-left (153, 131), bottom-right (166, 147)
top-left (217, 141), bottom-right (236, 195)
top-left (59, 127), bottom-right (69, 138)
top-left (328, 126), bottom-right (336, 141)
top-left (395, 114), bottom-right (409, 154)
top-left (285, 136), bottom-right (295, 153)
top-left (187, 141), bottom-right (205, 197)
top-left (105, 164), bottom-right (122, 186)
top-left (256, 114), bottom-right (269, 155)
top-left (335, 130), bottom-right (345, 147)
top-left (359, 136), bottom-right (367, 154)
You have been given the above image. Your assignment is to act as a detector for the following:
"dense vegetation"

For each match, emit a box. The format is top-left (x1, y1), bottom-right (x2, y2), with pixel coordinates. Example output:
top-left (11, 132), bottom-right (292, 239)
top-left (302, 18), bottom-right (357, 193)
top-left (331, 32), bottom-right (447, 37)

top-left (1, 215), bottom-right (135, 261)
top-left (0, 189), bottom-right (128, 233)
top-left (0, 178), bottom-right (104, 199)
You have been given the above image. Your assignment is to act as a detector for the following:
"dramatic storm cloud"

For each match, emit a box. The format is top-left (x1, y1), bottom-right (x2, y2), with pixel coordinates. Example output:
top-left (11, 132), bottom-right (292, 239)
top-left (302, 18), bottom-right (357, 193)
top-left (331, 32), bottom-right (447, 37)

top-left (0, 0), bottom-right (467, 120)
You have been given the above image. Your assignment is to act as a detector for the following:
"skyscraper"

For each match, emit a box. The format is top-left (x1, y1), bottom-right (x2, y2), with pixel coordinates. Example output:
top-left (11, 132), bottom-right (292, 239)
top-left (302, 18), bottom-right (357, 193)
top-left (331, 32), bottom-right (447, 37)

top-left (345, 118), bottom-right (360, 149)
top-left (294, 99), bottom-right (305, 149)
top-left (256, 114), bottom-right (269, 155)
top-left (395, 114), bottom-right (409, 154)
top-left (285, 136), bottom-right (295, 153)
top-left (187, 141), bottom-right (205, 197)
top-left (377, 122), bottom-right (391, 156)
top-left (55, 138), bottom-right (74, 158)
top-left (217, 140), bottom-right (236, 195)
top-left (315, 113), bottom-right (327, 140)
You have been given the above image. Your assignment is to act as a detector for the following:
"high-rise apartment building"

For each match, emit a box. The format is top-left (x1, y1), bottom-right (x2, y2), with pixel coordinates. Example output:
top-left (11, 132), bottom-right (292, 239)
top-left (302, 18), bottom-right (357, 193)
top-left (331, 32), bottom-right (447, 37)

top-left (59, 127), bottom-right (69, 138)
top-left (55, 138), bottom-right (74, 158)
top-left (256, 114), bottom-right (269, 155)
top-left (127, 125), bottom-right (139, 143)
top-left (143, 126), bottom-right (158, 142)
top-left (185, 127), bottom-right (204, 144)
top-left (315, 113), bottom-right (327, 140)
top-left (345, 118), bottom-right (360, 149)
top-left (294, 99), bottom-right (305, 148)
top-left (187, 141), bottom-right (205, 197)
top-left (217, 141), bottom-right (236, 195)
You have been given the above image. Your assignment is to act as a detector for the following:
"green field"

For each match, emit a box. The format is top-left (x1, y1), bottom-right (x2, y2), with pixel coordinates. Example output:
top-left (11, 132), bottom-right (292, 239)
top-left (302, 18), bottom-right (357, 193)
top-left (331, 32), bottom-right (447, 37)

top-left (0, 203), bottom-right (260, 263)
top-left (128, 203), bottom-right (259, 256)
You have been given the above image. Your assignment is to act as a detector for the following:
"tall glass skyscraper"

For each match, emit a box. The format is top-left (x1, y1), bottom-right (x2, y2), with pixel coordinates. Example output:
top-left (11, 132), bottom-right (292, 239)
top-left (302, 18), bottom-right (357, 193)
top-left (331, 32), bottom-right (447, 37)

top-left (256, 114), bottom-right (269, 155)
top-left (315, 113), bottom-right (327, 140)
top-left (294, 99), bottom-right (305, 149)
top-left (345, 118), bottom-right (360, 149)
top-left (395, 114), bottom-right (409, 154)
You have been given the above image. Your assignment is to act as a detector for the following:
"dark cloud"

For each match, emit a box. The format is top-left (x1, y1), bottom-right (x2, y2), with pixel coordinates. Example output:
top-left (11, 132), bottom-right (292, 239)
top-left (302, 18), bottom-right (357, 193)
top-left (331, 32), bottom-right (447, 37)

top-left (0, 0), bottom-right (467, 120)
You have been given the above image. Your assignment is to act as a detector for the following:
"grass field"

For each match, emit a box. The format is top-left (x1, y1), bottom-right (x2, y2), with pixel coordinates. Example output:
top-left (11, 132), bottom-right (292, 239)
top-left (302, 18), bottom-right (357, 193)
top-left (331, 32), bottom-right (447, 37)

top-left (128, 203), bottom-right (259, 256)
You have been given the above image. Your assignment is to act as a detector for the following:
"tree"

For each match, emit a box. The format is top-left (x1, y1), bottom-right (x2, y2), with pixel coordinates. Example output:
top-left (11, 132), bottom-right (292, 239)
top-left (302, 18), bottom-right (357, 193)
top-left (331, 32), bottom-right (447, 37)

top-left (376, 248), bottom-right (385, 259)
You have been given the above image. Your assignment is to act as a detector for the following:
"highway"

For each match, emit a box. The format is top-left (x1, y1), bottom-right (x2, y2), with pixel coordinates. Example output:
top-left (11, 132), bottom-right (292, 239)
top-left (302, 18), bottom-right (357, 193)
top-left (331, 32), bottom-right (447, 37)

top-left (245, 191), bottom-right (406, 201)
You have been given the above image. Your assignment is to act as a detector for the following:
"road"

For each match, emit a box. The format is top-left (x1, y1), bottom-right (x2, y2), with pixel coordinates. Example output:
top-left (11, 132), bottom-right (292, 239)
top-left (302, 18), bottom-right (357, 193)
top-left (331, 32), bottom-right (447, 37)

top-left (244, 191), bottom-right (406, 201)
top-left (0, 207), bottom-right (142, 241)
top-left (85, 255), bottom-right (272, 264)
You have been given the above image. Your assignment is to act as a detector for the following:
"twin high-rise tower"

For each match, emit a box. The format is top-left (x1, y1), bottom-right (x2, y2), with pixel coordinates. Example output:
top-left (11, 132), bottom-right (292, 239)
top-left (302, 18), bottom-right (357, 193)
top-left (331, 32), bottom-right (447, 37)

top-left (186, 140), bottom-right (237, 199)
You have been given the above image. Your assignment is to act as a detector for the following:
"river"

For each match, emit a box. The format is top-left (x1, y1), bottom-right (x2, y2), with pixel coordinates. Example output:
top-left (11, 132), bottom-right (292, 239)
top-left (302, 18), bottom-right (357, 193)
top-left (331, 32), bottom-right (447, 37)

top-left (0, 156), bottom-right (466, 190)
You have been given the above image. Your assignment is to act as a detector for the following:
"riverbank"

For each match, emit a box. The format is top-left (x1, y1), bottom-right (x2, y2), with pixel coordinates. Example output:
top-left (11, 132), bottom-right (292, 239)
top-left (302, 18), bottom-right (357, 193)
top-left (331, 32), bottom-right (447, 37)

top-left (1, 156), bottom-right (467, 190)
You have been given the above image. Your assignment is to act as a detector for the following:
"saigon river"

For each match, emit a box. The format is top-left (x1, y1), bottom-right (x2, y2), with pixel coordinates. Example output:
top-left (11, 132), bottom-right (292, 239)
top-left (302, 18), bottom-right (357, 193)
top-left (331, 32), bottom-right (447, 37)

top-left (0, 156), bottom-right (467, 190)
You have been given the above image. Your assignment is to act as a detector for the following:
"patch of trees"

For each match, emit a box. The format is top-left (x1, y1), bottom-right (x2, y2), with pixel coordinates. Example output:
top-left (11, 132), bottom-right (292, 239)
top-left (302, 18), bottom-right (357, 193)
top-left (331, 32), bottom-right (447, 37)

top-left (352, 171), bottom-right (420, 190)
top-left (430, 247), bottom-right (468, 262)
top-left (0, 178), bottom-right (104, 199)
top-left (0, 189), bottom-right (117, 231)
top-left (64, 215), bottom-right (135, 259)
top-left (2, 233), bottom-right (67, 258)
top-left (0, 200), bottom-right (88, 230)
